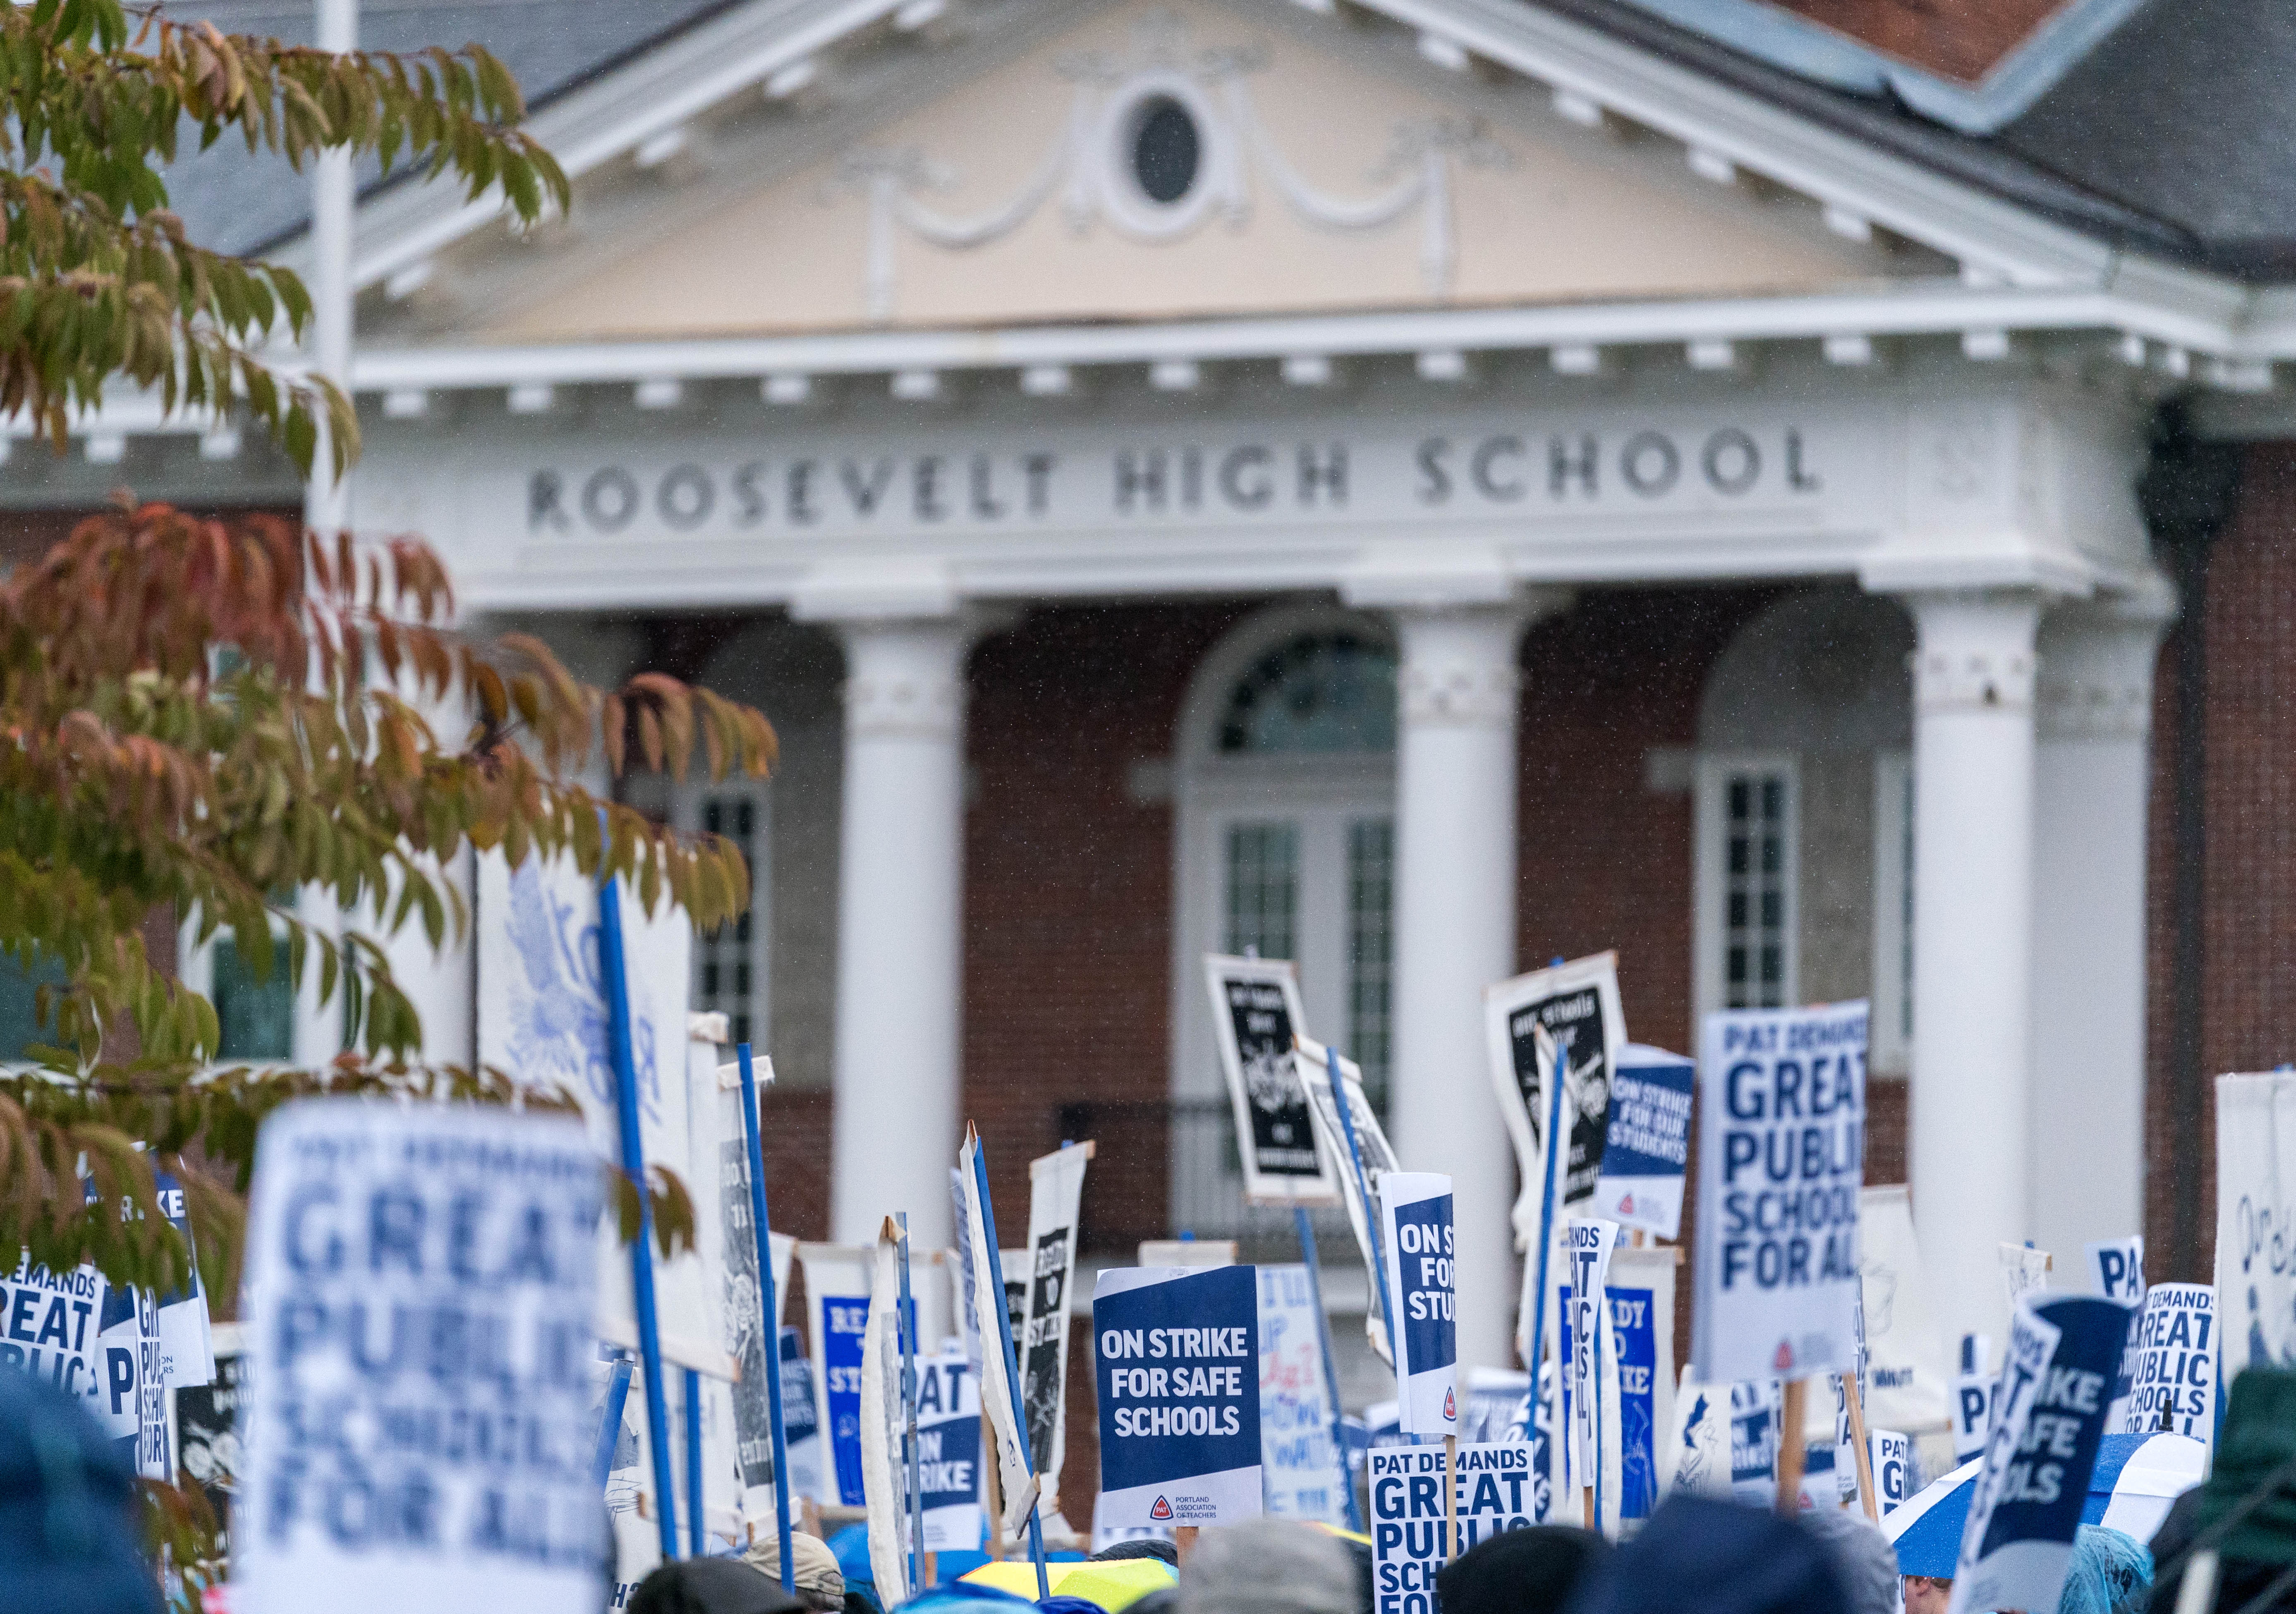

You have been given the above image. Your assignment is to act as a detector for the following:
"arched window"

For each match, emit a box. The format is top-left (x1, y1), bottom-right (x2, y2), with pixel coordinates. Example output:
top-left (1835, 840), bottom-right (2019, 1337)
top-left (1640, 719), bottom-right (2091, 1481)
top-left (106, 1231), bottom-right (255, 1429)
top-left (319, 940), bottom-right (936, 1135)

top-left (1215, 632), bottom-right (1397, 755)
top-left (1175, 610), bottom-right (1397, 1116)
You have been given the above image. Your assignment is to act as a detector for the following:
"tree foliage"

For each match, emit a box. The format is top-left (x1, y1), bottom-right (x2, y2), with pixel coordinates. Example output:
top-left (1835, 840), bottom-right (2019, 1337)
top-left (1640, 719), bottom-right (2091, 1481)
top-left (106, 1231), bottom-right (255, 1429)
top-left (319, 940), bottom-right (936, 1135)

top-left (0, 0), bottom-right (570, 472)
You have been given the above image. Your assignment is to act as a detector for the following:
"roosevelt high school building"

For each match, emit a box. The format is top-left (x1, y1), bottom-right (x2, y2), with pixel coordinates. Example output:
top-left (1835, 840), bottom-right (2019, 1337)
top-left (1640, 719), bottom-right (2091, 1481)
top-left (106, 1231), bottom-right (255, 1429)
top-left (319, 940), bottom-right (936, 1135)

top-left (4, 0), bottom-right (2291, 1512)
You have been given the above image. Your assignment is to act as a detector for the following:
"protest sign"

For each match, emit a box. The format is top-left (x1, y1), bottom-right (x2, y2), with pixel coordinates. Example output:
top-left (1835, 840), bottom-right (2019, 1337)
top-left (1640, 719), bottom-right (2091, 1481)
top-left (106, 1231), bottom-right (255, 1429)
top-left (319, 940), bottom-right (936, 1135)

top-left (1607, 1247), bottom-right (1678, 1522)
top-left (1485, 954), bottom-right (1628, 1240)
top-left (476, 851), bottom-right (722, 1378)
top-left (2000, 1244), bottom-right (2053, 1312)
top-left (1946, 1295), bottom-right (2132, 1614)
top-left (2125, 1283), bottom-right (2217, 1444)
top-left (915, 1345), bottom-right (983, 1552)
top-left (777, 1328), bottom-right (826, 1504)
top-left (2086, 1238), bottom-right (2145, 1432)
top-left (1590, 1046), bottom-right (1694, 1240)
top-left (1204, 955), bottom-right (1340, 1205)
top-left (1691, 1001), bottom-right (1867, 1384)
top-left (2213, 1072), bottom-right (2296, 1381)
top-left (859, 1223), bottom-right (912, 1608)
top-left (1857, 1186), bottom-right (1953, 1444)
top-left (1952, 1335), bottom-right (1999, 1467)
top-left (1728, 1381), bottom-right (1780, 1507)
top-left (1259, 1264), bottom-right (1348, 1525)
top-left (1458, 1367), bottom-right (1532, 1444)
top-left (1093, 1264), bottom-right (1262, 1529)
top-left (237, 1101), bottom-right (603, 1614)
top-left (152, 1166), bottom-right (216, 1391)
top-left (1664, 1374), bottom-right (1731, 1500)
top-left (797, 1243), bottom-right (873, 1506)
top-left (1870, 1429), bottom-right (1914, 1516)
top-left (959, 1129), bottom-right (1040, 1536)
top-left (1022, 1142), bottom-right (1091, 1514)
top-left (1298, 1037), bottom-right (1401, 1365)
top-left (0, 1253), bottom-right (104, 1410)
top-left (1383, 1174), bottom-right (1459, 1437)
top-left (175, 1324), bottom-right (249, 1555)
top-left (1369, 1442), bottom-right (1536, 1612)
top-left (1563, 1219), bottom-right (1620, 1507)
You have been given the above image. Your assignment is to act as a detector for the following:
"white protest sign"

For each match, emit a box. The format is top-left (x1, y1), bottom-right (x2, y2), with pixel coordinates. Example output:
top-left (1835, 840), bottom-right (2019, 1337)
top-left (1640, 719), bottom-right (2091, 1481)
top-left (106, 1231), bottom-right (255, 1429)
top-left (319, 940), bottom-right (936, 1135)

top-left (1563, 1218), bottom-right (1620, 1504)
top-left (1999, 1244), bottom-right (2052, 1313)
top-left (1728, 1380), bottom-right (1779, 1507)
top-left (1022, 1142), bottom-right (1090, 1513)
top-left (2086, 1237), bottom-right (2144, 1432)
top-left (1951, 1331), bottom-right (1999, 1467)
top-left (153, 1166), bottom-right (216, 1390)
top-left (1664, 1373), bottom-right (1732, 1500)
top-left (796, 1242), bottom-right (872, 1507)
top-left (2214, 1072), bottom-right (2296, 1382)
top-left (1691, 1001), bottom-right (1867, 1384)
top-left (1858, 1185), bottom-right (1953, 1442)
top-left (1369, 1443), bottom-right (1537, 1613)
top-left (1259, 1264), bottom-right (1348, 1525)
top-left (1870, 1429), bottom-right (1915, 1516)
top-left (959, 1130), bottom-right (1039, 1535)
top-left (1591, 1046), bottom-right (1694, 1240)
top-left (475, 851), bottom-right (723, 1378)
top-left (1298, 1037), bottom-right (1401, 1366)
top-left (1947, 1296), bottom-right (2132, 1614)
top-left (1383, 1173), bottom-right (1459, 1437)
top-left (0, 1255), bottom-right (105, 1415)
top-left (1486, 954), bottom-right (1628, 1242)
top-left (237, 1101), bottom-right (603, 1614)
top-left (2125, 1283), bottom-right (2217, 1445)
top-left (1204, 955), bottom-right (1341, 1205)
top-left (1093, 1264), bottom-right (1262, 1528)
top-left (859, 1223), bottom-right (917, 1607)
top-left (916, 1345), bottom-right (983, 1552)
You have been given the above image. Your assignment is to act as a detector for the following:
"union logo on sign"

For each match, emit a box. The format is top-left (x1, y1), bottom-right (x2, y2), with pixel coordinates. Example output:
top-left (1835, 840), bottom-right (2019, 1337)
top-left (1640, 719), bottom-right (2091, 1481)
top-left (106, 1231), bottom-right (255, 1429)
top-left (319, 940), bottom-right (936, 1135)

top-left (1443, 1387), bottom-right (1456, 1420)
top-left (1618, 1193), bottom-right (1636, 1214)
top-left (1150, 1496), bottom-right (1173, 1521)
top-left (1774, 1340), bottom-right (1795, 1372)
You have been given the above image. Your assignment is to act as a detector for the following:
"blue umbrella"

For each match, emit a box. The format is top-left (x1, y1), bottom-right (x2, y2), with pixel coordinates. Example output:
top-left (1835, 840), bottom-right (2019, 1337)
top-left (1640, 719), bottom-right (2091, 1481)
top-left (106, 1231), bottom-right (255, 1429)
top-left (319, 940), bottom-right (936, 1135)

top-left (2080, 1432), bottom-right (2207, 1544)
top-left (1883, 1457), bottom-right (1981, 1578)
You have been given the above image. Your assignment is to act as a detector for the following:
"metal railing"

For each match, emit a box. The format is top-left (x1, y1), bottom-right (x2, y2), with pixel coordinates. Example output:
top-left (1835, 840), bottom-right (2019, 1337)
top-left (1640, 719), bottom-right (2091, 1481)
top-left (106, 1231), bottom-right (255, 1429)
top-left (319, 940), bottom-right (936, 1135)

top-left (1058, 1097), bottom-right (1353, 1259)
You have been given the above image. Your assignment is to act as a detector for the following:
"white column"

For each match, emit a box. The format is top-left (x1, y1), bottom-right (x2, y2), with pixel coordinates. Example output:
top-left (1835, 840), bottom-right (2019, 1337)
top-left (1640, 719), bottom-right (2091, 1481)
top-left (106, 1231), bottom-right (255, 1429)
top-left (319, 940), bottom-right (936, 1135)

top-left (2030, 595), bottom-right (2169, 1260)
top-left (1903, 589), bottom-right (2043, 1346)
top-left (1386, 595), bottom-right (1566, 1370)
top-left (827, 618), bottom-right (970, 1249)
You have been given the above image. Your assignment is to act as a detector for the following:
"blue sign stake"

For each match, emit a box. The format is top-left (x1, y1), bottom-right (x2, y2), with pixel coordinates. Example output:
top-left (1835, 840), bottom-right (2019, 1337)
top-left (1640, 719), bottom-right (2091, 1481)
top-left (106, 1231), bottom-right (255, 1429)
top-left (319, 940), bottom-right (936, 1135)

top-left (1293, 1206), bottom-right (1364, 1533)
top-left (736, 1043), bottom-right (799, 1593)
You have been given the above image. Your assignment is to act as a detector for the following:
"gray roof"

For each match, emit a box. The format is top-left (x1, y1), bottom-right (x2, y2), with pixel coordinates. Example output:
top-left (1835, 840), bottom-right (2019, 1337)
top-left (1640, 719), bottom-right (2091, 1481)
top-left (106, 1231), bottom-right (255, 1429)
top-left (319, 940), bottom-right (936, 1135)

top-left (153, 0), bottom-right (2296, 282)
top-left (1547, 0), bottom-right (2296, 278)
top-left (163, 1), bottom-right (741, 256)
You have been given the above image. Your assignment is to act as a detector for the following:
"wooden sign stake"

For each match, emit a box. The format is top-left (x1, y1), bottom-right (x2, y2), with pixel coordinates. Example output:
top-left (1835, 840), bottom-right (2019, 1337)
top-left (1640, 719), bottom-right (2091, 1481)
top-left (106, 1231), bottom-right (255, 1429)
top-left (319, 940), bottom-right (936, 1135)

top-left (1843, 1372), bottom-right (1881, 1523)
top-left (1775, 1377), bottom-right (1809, 1517)
top-left (1445, 1433), bottom-right (1460, 1560)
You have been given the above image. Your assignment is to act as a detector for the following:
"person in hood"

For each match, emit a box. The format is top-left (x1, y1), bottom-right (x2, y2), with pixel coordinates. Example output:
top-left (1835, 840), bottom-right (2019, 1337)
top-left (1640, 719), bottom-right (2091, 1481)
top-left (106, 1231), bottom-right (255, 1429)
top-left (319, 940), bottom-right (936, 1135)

top-left (1436, 1523), bottom-right (1608, 1614)
top-left (0, 1365), bottom-right (160, 1614)
top-left (629, 1558), bottom-right (806, 1614)
top-left (1561, 1497), bottom-right (1848, 1614)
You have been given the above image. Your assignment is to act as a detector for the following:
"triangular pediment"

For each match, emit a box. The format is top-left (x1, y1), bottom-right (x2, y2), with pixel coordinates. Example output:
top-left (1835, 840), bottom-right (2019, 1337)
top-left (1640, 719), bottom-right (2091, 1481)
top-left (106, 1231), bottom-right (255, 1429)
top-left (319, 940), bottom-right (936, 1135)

top-left (372, 0), bottom-right (1953, 344)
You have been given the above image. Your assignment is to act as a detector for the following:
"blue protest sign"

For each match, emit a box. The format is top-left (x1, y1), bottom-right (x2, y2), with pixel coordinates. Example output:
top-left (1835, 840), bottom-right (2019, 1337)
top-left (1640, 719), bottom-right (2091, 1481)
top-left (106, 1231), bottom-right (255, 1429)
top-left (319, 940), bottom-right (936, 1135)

top-left (824, 1292), bottom-right (871, 1506)
top-left (1381, 1173), bottom-right (1458, 1436)
top-left (1094, 1265), bottom-right (1262, 1528)
top-left (1608, 1282), bottom-right (1661, 1519)
top-left (1691, 1001), bottom-right (1867, 1384)
top-left (1591, 1046), bottom-right (1695, 1240)
top-left (1946, 1294), bottom-right (2133, 1614)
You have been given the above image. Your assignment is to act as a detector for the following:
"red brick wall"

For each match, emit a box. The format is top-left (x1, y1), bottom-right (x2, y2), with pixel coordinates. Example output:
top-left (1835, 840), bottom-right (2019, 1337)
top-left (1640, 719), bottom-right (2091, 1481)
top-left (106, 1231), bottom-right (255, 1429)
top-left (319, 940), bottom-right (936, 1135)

top-left (1763, 0), bottom-right (2066, 85)
top-left (2145, 444), bottom-right (2296, 1280)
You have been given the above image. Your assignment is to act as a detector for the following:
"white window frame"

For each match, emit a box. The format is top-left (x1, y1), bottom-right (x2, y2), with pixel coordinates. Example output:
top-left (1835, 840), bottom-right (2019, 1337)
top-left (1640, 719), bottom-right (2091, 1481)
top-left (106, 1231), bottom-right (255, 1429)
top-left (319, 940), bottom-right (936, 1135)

top-left (177, 891), bottom-right (335, 1066)
top-left (676, 779), bottom-right (773, 1052)
top-left (1870, 750), bottom-right (1915, 1075)
top-left (1693, 752), bottom-right (1801, 1024)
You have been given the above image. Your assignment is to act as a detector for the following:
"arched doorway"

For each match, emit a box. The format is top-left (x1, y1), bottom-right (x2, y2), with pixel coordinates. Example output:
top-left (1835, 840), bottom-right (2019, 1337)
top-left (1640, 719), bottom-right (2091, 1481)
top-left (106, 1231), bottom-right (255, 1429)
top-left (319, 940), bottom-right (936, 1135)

top-left (1693, 586), bottom-right (1915, 1072)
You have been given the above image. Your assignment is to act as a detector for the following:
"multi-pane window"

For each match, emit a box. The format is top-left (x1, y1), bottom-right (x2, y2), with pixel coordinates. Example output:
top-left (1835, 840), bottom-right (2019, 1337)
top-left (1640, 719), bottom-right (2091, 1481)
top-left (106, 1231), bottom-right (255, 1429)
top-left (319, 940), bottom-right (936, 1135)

top-left (694, 793), bottom-right (766, 1047)
top-left (213, 936), bottom-right (295, 1059)
top-left (1347, 817), bottom-right (1393, 1109)
top-left (1223, 823), bottom-right (1298, 962)
top-left (1722, 771), bottom-right (1792, 1008)
top-left (1697, 756), bottom-right (1798, 1018)
top-left (0, 948), bottom-right (68, 1061)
